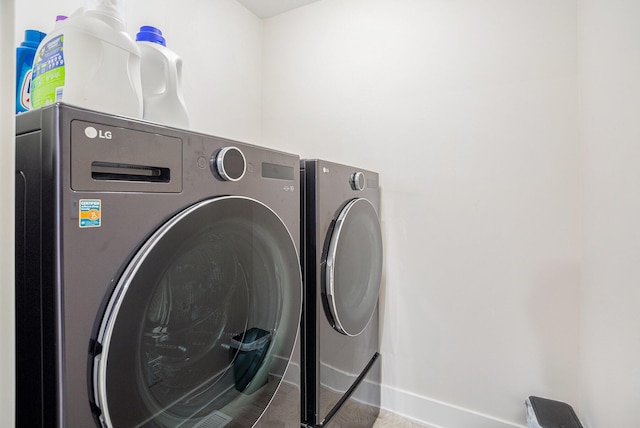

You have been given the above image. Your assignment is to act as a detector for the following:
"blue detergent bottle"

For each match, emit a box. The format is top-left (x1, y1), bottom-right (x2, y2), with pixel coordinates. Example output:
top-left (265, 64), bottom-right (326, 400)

top-left (16, 29), bottom-right (46, 113)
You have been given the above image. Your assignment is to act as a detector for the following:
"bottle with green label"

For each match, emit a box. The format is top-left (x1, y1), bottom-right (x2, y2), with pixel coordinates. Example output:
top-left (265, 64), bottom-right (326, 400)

top-left (31, 0), bottom-right (143, 118)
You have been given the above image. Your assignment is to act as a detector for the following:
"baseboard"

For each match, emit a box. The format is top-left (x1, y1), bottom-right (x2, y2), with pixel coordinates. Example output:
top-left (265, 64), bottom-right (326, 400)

top-left (282, 359), bottom-right (301, 386)
top-left (320, 361), bottom-right (378, 405)
top-left (318, 362), bottom-right (526, 428)
top-left (381, 385), bottom-right (526, 428)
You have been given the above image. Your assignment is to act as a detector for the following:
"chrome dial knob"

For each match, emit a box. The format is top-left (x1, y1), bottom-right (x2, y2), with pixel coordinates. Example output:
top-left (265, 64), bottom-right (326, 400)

top-left (350, 171), bottom-right (366, 191)
top-left (212, 146), bottom-right (246, 181)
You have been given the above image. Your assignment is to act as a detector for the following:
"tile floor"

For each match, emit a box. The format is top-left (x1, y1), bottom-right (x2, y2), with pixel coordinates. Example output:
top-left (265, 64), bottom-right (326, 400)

top-left (256, 380), bottom-right (428, 427)
top-left (373, 410), bottom-right (427, 427)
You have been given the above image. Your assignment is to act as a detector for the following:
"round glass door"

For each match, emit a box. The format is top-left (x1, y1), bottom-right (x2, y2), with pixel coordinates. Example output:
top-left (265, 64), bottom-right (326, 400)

top-left (323, 198), bottom-right (383, 337)
top-left (92, 196), bottom-right (302, 428)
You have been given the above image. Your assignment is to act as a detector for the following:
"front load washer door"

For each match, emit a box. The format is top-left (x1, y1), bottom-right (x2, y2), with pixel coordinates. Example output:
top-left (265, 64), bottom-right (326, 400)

top-left (323, 198), bottom-right (383, 337)
top-left (91, 196), bottom-right (301, 428)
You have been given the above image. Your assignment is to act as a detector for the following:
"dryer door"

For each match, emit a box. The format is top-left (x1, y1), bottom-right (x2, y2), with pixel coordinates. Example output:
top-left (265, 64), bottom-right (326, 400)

top-left (323, 198), bottom-right (383, 337)
top-left (91, 196), bottom-right (301, 428)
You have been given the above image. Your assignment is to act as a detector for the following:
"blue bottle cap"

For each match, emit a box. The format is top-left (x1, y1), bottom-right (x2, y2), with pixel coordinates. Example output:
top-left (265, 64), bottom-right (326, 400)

top-left (21, 29), bottom-right (47, 48)
top-left (136, 25), bottom-right (166, 47)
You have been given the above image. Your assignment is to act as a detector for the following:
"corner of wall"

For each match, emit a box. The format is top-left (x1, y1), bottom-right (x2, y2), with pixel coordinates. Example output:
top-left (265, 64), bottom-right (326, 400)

top-left (0, 0), bottom-right (16, 426)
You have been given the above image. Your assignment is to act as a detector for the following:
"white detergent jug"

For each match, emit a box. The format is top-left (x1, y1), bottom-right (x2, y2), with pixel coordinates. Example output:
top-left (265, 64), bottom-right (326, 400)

top-left (136, 26), bottom-right (190, 128)
top-left (31, 0), bottom-right (143, 118)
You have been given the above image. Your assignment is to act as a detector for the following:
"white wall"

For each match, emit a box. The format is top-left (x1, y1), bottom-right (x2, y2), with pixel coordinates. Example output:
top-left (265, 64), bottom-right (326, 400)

top-left (15, 0), bottom-right (263, 142)
top-left (126, 0), bottom-right (263, 142)
top-left (1, 1), bottom-right (16, 426)
top-left (578, 0), bottom-right (640, 426)
top-left (262, 0), bottom-right (580, 425)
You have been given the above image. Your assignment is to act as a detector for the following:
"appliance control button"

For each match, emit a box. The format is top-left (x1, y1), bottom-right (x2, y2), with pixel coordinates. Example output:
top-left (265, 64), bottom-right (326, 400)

top-left (350, 171), bottom-right (366, 191)
top-left (212, 147), bottom-right (246, 181)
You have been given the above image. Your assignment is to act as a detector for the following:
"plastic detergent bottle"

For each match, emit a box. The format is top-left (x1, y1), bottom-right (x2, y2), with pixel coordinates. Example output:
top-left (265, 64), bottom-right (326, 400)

top-left (15, 29), bottom-right (46, 113)
top-left (136, 26), bottom-right (190, 128)
top-left (30, 0), bottom-right (143, 118)
top-left (55, 15), bottom-right (69, 25)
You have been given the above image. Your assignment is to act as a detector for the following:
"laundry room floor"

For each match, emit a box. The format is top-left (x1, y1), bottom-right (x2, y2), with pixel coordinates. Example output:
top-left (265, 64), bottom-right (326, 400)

top-left (256, 380), bottom-right (426, 427)
top-left (372, 410), bottom-right (427, 427)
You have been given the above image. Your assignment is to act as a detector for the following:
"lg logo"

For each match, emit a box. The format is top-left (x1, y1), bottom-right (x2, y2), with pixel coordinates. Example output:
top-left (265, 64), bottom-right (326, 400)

top-left (85, 126), bottom-right (113, 140)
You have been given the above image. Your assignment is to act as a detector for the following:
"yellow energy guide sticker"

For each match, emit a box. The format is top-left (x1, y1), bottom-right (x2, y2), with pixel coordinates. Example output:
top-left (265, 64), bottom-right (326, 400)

top-left (79, 199), bottom-right (101, 228)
